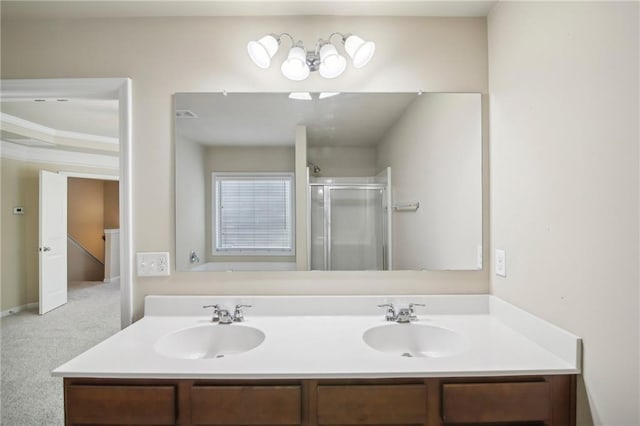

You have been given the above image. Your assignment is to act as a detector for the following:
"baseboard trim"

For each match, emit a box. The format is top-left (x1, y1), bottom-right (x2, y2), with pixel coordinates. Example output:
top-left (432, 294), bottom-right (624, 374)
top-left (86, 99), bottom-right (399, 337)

top-left (104, 276), bottom-right (120, 283)
top-left (1, 302), bottom-right (39, 318)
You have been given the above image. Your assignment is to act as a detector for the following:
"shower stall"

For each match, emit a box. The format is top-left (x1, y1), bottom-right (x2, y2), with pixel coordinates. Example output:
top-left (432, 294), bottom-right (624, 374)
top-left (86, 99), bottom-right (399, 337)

top-left (308, 168), bottom-right (392, 271)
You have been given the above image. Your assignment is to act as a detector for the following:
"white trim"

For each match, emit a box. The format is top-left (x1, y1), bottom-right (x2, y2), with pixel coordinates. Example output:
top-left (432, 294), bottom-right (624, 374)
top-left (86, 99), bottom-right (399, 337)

top-left (1, 302), bottom-right (39, 318)
top-left (0, 78), bottom-right (129, 101)
top-left (118, 78), bottom-right (134, 329)
top-left (104, 277), bottom-right (121, 283)
top-left (1, 78), bottom-right (134, 329)
top-left (1, 140), bottom-right (119, 170)
top-left (60, 171), bottom-right (119, 181)
top-left (1, 112), bottom-right (119, 145)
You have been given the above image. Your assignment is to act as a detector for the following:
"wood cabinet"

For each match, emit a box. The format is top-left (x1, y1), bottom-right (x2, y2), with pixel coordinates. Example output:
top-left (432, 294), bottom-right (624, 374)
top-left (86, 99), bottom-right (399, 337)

top-left (191, 385), bottom-right (302, 425)
top-left (64, 375), bottom-right (576, 426)
top-left (65, 383), bottom-right (176, 425)
top-left (317, 384), bottom-right (427, 425)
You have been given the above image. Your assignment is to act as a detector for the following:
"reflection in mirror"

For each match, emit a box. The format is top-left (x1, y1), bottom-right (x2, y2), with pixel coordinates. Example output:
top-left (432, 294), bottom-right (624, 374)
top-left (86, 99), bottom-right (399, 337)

top-left (175, 92), bottom-right (481, 272)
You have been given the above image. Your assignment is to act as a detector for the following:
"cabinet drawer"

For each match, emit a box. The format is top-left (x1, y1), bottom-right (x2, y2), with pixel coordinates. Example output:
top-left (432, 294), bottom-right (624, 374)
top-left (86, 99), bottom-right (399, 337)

top-left (191, 385), bottom-right (302, 425)
top-left (442, 381), bottom-right (550, 423)
top-left (66, 385), bottom-right (176, 425)
top-left (317, 384), bottom-right (427, 425)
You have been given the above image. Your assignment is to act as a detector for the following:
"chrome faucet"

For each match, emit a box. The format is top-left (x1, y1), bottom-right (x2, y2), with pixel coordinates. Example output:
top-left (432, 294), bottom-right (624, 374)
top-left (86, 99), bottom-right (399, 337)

top-left (233, 304), bottom-right (252, 322)
top-left (203, 304), bottom-right (252, 324)
top-left (377, 303), bottom-right (425, 323)
top-left (377, 303), bottom-right (397, 321)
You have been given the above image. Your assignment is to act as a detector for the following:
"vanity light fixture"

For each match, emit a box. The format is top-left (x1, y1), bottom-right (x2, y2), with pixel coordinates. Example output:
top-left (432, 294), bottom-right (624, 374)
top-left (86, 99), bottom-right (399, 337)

top-left (247, 33), bottom-right (375, 81)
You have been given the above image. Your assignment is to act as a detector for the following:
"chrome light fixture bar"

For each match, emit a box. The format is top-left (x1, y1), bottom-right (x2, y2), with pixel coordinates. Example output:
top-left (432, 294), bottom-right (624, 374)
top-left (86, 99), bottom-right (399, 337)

top-left (247, 32), bottom-right (375, 81)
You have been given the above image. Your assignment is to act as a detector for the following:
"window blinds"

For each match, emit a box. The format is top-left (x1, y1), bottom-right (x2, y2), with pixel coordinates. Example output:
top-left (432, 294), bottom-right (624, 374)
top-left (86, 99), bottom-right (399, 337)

top-left (215, 175), bottom-right (293, 252)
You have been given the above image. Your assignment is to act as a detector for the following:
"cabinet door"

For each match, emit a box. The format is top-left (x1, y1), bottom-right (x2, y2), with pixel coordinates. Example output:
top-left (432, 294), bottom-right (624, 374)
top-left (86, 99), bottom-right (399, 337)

top-left (191, 385), bottom-right (302, 425)
top-left (317, 384), bottom-right (427, 425)
top-left (442, 381), bottom-right (550, 423)
top-left (66, 385), bottom-right (176, 425)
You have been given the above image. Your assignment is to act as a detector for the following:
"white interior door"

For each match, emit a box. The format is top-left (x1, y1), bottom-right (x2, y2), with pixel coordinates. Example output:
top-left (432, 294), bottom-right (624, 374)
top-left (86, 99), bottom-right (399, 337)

top-left (39, 170), bottom-right (68, 314)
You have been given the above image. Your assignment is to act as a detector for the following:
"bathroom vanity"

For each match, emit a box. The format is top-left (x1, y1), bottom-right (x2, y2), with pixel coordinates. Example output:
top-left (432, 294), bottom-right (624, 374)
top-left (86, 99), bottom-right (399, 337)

top-left (54, 295), bottom-right (581, 426)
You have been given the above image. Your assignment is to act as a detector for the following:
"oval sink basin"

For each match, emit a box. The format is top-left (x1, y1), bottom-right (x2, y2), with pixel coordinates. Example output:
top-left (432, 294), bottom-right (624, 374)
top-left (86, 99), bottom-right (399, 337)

top-left (363, 323), bottom-right (468, 358)
top-left (155, 324), bottom-right (265, 360)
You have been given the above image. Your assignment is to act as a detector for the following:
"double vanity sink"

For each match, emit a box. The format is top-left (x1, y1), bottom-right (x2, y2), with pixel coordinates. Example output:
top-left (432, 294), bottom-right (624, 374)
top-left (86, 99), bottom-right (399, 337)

top-left (54, 295), bottom-right (581, 426)
top-left (54, 294), bottom-right (580, 378)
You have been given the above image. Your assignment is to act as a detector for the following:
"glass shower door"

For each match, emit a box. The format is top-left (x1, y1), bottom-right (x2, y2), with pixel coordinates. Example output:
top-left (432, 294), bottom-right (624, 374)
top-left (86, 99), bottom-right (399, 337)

top-left (309, 186), bottom-right (326, 271)
top-left (328, 187), bottom-right (384, 271)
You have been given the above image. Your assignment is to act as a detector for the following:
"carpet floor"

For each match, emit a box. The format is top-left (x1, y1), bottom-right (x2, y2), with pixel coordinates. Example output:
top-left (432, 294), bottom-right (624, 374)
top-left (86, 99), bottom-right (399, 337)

top-left (1, 280), bottom-right (120, 425)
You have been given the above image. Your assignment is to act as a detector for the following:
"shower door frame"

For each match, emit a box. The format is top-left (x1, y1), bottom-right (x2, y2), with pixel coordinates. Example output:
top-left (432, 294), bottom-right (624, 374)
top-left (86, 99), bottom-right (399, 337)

top-left (309, 183), bottom-right (389, 271)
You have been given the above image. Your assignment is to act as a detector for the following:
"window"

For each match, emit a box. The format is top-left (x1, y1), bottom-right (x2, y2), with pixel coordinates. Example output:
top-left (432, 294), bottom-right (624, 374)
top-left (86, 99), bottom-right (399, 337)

top-left (213, 173), bottom-right (295, 255)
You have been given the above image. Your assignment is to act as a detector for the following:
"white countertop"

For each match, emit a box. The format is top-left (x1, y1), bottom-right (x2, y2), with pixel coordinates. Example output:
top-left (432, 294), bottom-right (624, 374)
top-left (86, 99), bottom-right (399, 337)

top-left (52, 295), bottom-right (581, 379)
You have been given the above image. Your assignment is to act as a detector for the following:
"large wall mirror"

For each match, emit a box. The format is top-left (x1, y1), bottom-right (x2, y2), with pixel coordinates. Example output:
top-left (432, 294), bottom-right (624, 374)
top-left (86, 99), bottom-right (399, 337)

top-left (175, 92), bottom-right (481, 272)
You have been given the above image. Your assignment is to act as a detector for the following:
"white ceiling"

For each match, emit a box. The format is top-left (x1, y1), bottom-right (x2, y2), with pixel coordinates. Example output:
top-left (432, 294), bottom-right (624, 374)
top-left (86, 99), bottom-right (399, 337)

top-left (0, 98), bottom-right (120, 156)
top-left (1, 0), bottom-right (497, 20)
top-left (1, 99), bottom-right (119, 138)
top-left (174, 92), bottom-right (418, 147)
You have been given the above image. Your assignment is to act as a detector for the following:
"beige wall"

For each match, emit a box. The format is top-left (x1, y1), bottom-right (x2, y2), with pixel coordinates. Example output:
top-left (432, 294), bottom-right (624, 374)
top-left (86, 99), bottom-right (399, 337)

top-left (68, 178), bottom-right (106, 262)
top-left (175, 136), bottom-right (206, 271)
top-left (488, 2), bottom-right (639, 425)
top-left (0, 15), bottom-right (489, 319)
top-left (67, 238), bottom-right (104, 282)
top-left (377, 93), bottom-right (482, 270)
top-left (307, 146), bottom-right (377, 177)
top-left (104, 180), bottom-right (120, 230)
top-left (0, 157), bottom-right (117, 310)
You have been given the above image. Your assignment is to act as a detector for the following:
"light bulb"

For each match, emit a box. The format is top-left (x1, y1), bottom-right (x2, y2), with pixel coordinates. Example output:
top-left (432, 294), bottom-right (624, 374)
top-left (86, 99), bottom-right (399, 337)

top-left (319, 92), bottom-right (340, 99)
top-left (344, 35), bottom-right (375, 68)
top-left (289, 92), bottom-right (313, 100)
top-left (247, 35), bottom-right (279, 69)
top-left (318, 43), bottom-right (346, 79)
top-left (281, 46), bottom-right (310, 81)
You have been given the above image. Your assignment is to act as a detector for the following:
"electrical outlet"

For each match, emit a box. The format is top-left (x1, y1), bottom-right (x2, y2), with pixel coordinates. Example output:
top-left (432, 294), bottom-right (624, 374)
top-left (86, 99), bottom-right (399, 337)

top-left (137, 252), bottom-right (170, 276)
top-left (495, 249), bottom-right (506, 277)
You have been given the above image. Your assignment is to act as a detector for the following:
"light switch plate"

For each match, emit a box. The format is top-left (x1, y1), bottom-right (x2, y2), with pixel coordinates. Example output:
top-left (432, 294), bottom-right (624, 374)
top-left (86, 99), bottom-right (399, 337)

top-left (495, 249), bottom-right (506, 277)
top-left (137, 252), bottom-right (170, 276)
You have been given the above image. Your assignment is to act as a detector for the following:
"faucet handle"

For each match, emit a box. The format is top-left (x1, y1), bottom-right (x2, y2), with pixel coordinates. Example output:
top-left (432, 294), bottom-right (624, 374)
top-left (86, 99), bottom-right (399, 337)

top-left (233, 304), bottom-right (252, 322)
top-left (203, 304), bottom-right (221, 322)
top-left (408, 303), bottom-right (426, 321)
top-left (377, 303), bottom-right (396, 321)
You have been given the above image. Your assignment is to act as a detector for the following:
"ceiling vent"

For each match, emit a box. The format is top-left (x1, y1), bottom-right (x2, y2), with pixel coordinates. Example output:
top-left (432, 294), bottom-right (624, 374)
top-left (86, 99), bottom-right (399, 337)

top-left (175, 109), bottom-right (198, 119)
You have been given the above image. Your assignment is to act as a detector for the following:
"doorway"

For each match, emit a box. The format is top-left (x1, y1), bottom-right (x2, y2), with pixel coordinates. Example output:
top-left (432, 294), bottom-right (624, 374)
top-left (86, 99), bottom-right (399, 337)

top-left (1, 78), bottom-right (133, 328)
top-left (66, 175), bottom-right (120, 290)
